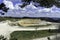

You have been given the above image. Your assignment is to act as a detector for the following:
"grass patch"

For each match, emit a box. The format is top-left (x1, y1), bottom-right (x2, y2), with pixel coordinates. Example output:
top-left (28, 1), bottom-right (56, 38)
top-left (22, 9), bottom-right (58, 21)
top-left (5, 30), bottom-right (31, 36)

top-left (10, 30), bottom-right (56, 40)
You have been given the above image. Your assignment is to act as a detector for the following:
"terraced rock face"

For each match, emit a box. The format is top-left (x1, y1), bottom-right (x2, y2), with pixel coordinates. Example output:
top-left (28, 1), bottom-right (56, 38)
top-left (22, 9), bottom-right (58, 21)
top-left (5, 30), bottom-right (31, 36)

top-left (18, 19), bottom-right (53, 27)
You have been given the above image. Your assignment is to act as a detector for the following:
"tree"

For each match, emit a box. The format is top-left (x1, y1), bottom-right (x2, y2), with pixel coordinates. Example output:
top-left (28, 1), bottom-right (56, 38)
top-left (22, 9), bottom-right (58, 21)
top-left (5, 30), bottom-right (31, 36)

top-left (22, 0), bottom-right (31, 3)
top-left (0, 3), bottom-right (5, 9)
top-left (39, 0), bottom-right (54, 8)
top-left (0, 3), bottom-right (9, 12)
top-left (20, 0), bottom-right (60, 8)
top-left (0, 12), bottom-right (5, 15)
top-left (20, 0), bottom-right (55, 8)
top-left (54, 1), bottom-right (60, 8)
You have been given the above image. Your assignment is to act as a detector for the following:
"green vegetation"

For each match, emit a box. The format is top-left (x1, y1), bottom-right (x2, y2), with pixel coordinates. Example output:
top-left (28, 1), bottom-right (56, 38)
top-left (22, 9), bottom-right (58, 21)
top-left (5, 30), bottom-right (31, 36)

top-left (10, 30), bottom-right (56, 40)
top-left (0, 17), bottom-right (20, 22)
top-left (0, 35), bottom-right (7, 40)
